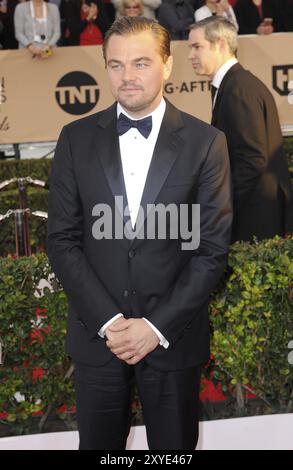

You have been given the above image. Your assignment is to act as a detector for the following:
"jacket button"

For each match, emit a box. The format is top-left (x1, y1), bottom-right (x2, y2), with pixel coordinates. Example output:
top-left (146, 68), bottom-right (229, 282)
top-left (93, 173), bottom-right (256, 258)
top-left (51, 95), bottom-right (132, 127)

top-left (132, 290), bottom-right (136, 296)
top-left (128, 250), bottom-right (135, 258)
top-left (123, 290), bottom-right (129, 297)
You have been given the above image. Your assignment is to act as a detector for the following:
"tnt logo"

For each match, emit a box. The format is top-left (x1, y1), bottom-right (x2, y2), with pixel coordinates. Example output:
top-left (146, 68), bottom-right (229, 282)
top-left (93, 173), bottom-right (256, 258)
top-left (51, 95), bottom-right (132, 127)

top-left (288, 340), bottom-right (293, 365)
top-left (272, 65), bottom-right (293, 97)
top-left (55, 71), bottom-right (99, 115)
top-left (0, 77), bottom-right (7, 104)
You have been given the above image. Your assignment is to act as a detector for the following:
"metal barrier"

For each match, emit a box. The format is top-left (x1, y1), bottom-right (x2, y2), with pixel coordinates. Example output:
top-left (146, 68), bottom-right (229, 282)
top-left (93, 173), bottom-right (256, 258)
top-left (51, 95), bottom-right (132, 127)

top-left (0, 177), bottom-right (48, 257)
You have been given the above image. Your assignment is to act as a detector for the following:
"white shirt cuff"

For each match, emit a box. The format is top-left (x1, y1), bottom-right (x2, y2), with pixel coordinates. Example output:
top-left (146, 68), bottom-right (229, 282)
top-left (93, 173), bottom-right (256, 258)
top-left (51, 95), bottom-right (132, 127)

top-left (98, 313), bottom-right (124, 338)
top-left (142, 318), bottom-right (169, 349)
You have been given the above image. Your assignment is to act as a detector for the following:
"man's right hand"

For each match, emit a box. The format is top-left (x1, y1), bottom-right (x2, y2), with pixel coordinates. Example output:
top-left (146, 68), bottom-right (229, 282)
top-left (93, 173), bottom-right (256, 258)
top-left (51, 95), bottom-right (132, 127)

top-left (105, 317), bottom-right (160, 365)
top-left (105, 316), bottom-right (129, 342)
top-left (87, 3), bottom-right (98, 21)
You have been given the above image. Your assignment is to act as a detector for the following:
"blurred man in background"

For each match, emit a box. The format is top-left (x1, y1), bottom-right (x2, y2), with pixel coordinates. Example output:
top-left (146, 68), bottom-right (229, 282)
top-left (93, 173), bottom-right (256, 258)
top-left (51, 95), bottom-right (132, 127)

top-left (188, 17), bottom-right (293, 242)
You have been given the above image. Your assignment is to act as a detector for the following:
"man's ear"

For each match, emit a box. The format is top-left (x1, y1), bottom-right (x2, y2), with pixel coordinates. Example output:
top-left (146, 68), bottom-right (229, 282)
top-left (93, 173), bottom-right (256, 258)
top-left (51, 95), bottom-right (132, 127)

top-left (163, 55), bottom-right (173, 80)
top-left (218, 37), bottom-right (228, 53)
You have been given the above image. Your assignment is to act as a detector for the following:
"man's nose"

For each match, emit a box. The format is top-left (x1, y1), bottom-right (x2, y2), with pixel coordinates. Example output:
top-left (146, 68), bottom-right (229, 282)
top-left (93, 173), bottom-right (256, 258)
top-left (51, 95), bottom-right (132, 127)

top-left (188, 49), bottom-right (195, 60)
top-left (122, 65), bottom-right (136, 81)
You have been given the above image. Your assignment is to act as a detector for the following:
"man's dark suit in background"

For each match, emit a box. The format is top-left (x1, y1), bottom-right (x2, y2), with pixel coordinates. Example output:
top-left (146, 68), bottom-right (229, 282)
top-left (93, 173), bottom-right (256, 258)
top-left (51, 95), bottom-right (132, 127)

top-left (189, 17), bottom-right (293, 242)
top-left (211, 63), bottom-right (293, 242)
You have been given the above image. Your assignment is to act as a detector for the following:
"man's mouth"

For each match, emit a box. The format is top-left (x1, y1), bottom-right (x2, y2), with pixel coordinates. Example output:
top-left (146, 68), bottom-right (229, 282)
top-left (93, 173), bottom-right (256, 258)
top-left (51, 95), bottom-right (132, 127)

top-left (121, 87), bottom-right (142, 92)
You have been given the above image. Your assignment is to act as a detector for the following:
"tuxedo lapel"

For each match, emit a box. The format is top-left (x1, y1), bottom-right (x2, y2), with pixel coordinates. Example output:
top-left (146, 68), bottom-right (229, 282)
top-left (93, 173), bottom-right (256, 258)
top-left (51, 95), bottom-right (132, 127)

top-left (211, 63), bottom-right (242, 126)
top-left (131, 101), bottom-right (184, 245)
top-left (95, 103), bottom-right (132, 240)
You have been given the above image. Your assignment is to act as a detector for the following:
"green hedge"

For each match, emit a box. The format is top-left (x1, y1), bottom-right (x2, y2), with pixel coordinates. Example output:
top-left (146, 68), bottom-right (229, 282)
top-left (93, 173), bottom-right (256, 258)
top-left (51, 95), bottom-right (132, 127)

top-left (209, 236), bottom-right (293, 416)
top-left (0, 159), bottom-right (51, 185)
top-left (0, 254), bottom-right (74, 435)
top-left (0, 237), bottom-right (292, 435)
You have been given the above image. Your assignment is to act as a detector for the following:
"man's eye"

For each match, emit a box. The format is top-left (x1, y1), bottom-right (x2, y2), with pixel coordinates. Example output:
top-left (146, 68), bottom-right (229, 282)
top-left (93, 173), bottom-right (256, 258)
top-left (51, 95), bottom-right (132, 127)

top-left (111, 64), bottom-right (122, 70)
top-left (136, 63), bottom-right (147, 69)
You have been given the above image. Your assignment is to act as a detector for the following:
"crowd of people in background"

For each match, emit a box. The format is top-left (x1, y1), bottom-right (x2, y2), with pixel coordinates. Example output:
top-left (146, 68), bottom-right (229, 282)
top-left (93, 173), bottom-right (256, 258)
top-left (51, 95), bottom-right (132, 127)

top-left (0, 0), bottom-right (292, 50)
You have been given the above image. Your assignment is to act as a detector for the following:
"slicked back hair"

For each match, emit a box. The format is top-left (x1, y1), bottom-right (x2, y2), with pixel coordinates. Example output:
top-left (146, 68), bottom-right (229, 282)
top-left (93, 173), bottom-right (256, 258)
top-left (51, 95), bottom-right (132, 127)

top-left (103, 16), bottom-right (171, 64)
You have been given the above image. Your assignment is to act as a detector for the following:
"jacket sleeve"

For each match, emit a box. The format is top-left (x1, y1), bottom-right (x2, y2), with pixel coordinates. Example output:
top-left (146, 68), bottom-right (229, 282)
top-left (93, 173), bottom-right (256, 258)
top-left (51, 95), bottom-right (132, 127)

top-left (48, 4), bottom-right (61, 46)
top-left (14, 4), bottom-right (31, 47)
top-left (221, 86), bottom-right (269, 212)
top-left (47, 126), bottom-right (121, 340)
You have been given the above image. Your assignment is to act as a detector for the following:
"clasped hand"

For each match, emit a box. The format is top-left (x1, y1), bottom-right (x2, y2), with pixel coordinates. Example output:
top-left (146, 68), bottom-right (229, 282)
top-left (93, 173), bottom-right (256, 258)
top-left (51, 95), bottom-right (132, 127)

top-left (105, 317), bottom-right (160, 365)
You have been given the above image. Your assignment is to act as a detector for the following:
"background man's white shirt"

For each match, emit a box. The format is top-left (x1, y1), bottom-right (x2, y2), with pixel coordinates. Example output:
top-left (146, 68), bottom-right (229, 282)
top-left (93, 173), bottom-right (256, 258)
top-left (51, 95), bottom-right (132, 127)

top-left (212, 57), bottom-right (238, 108)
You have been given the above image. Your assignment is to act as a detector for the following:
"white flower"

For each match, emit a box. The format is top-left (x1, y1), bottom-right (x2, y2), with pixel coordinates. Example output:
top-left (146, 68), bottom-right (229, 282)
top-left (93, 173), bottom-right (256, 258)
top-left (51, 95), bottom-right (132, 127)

top-left (14, 392), bottom-right (25, 403)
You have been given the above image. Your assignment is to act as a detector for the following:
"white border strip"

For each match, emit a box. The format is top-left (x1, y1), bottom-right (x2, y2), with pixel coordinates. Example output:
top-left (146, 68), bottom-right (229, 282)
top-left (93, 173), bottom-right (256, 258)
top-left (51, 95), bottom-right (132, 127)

top-left (0, 414), bottom-right (292, 450)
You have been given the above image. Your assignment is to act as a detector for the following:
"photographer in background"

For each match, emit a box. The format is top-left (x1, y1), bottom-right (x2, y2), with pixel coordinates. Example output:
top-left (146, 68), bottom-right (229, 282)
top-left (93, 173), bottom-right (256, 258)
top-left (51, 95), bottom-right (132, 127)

top-left (118, 0), bottom-right (144, 17)
top-left (234, 0), bottom-right (279, 35)
top-left (14, 0), bottom-right (60, 57)
top-left (194, 1), bottom-right (238, 30)
top-left (112, 0), bottom-right (161, 20)
top-left (60, 0), bottom-right (109, 46)
top-left (157, 0), bottom-right (195, 40)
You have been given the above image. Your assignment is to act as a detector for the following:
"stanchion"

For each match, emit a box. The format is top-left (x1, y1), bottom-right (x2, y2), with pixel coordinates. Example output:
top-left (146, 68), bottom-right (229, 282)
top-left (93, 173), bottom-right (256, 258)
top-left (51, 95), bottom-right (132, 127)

top-left (0, 177), bottom-right (48, 257)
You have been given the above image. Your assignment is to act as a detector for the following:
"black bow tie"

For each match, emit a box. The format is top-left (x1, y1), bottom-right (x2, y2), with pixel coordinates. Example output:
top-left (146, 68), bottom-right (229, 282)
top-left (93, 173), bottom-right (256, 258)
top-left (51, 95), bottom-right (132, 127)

top-left (117, 113), bottom-right (152, 139)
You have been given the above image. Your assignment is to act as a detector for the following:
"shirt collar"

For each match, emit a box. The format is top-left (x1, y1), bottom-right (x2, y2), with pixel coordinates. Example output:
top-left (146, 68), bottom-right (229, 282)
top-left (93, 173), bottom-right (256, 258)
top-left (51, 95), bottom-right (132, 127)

top-left (212, 57), bottom-right (238, 89)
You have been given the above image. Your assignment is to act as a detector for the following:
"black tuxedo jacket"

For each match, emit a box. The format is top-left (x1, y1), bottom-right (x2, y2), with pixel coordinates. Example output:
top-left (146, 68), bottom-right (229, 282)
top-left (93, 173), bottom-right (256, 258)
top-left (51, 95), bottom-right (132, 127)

top-left (47, 100), bottom-right (232, 371)
top-left (212, 63), bottom-right (293, 242)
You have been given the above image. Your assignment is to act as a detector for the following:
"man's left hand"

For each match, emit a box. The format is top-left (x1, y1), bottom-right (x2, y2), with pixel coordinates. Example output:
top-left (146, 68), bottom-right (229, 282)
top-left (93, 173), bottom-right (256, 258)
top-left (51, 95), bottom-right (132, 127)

top-left (106, 318), bottom-right (160, 365)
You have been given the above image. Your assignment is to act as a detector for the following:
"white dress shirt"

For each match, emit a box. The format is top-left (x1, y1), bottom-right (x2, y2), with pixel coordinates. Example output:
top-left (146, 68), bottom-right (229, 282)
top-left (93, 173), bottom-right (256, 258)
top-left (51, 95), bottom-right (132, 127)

top-left (98, 98), bottom-right (169, 349)
top-left (212, 57), bottom-right (238, 108)
top-left (118, 98), bottom-right (166, 228)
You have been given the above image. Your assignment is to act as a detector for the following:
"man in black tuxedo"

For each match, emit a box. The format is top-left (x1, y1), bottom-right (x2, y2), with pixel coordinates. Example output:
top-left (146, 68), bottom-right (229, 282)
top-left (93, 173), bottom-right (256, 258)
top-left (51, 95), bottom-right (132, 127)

top-left (48, 16), bottom-right (232, 450)
top-left (188, 17), bottom-right (293, 242)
